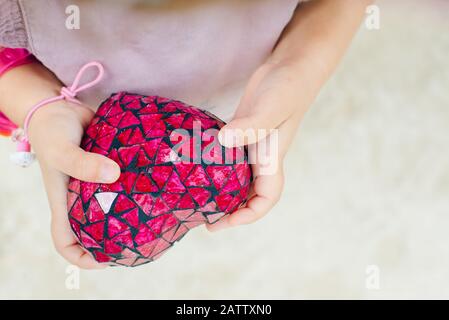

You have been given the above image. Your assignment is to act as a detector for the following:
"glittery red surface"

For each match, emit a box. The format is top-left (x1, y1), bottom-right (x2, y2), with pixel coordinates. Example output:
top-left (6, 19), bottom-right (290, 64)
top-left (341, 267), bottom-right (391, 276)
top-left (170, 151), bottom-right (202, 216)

top-left (67, 92), bottom-right (252, 267)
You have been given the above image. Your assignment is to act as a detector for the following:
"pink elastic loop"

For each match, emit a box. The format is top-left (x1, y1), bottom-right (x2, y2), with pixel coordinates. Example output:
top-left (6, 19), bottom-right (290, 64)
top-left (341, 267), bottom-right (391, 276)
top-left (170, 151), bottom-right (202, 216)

top-left (19, 61), bottom-right (104, 152)
top-left (68, 61), bottom-right (105, 94)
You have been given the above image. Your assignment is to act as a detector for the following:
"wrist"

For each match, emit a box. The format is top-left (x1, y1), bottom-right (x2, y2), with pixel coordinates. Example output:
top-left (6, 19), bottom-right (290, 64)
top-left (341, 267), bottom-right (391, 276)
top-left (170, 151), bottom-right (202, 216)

top-left (0, 62), bottom-right (63, 127)
top-left (26, 99), bottom-right (78, 146)
top-left (263, 56), bottom-right (325, 95)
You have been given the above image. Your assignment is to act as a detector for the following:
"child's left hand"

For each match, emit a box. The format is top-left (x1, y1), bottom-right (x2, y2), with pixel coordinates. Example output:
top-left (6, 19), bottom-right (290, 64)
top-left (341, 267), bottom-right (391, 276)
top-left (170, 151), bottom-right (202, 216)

top-left (207, 61), bottom-right (307, 231)
top-left (208, 0), bottom-right (371, 231)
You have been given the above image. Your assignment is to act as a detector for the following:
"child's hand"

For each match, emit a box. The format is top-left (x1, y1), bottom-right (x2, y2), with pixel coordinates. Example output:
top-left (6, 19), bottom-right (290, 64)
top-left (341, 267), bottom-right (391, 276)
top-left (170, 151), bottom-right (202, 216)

top-left (208, 62), bottom-right (303, 231)
top-left (0, 63), bottom-right (120, 269)
top-left (208, 0), bottom-right (371, 231)
top-left (28, 101), bottom-right (120, 269)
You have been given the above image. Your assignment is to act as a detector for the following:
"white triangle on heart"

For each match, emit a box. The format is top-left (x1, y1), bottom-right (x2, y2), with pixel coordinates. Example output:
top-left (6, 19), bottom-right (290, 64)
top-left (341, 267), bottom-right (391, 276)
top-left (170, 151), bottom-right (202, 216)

top-left (94, 192), bottom-right (118, 214)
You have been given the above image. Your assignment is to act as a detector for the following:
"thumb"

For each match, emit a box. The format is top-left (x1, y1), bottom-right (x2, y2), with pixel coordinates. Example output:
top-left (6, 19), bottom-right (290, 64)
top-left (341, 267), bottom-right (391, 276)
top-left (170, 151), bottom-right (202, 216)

top-left (218, 116), bottom-right (275, 148)
top-left (218, 82), bottom-right (291, 147)
top-left (218, 65), bottom-right (293, 148)
top-left (54, 143), bottom-right (121, 183)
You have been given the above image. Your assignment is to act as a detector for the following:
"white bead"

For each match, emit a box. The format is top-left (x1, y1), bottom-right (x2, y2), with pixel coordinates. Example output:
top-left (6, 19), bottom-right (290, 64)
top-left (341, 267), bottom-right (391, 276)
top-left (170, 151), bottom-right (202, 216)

top-left (10, 152), bottom-right (36, 168)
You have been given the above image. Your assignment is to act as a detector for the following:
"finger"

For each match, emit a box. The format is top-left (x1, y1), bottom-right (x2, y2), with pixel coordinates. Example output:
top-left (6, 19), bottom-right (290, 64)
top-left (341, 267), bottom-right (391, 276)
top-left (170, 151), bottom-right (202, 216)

top-left (206, 178), bottom-right (255, 232)
top-left (219, 116), bottom-right (277, 148)
top-left (206, 214), bottom-right (232, 232)
top-left (41, 165), bottom-right (106, 269)
top-left (75, 103), bottom-right (96, 127)
top-left (207, 172), bottom-right (284, 231)
top-left (210, 104), bottom-right (301, 231)
top-left (51, 221), bottom-right (106, 270)
top-left (206, 195), bottom-right (274, 232)
top-left (218, 66), bottom-right (301, 148)
top-left (51, 143), bottom-right (120, 183)
top-left (218, 86), bottom-right (291, 147)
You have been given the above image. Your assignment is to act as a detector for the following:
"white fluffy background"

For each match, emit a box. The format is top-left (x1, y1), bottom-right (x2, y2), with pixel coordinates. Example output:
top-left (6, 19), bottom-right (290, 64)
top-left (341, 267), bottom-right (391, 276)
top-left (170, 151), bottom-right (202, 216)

top-left (1, 0), bottom-right (449, 299)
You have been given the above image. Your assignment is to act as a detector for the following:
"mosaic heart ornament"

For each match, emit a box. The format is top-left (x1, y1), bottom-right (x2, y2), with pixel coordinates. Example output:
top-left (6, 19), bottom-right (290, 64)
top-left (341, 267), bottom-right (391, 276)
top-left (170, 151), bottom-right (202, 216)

top-left (67, 92), bottom-right (252, 267)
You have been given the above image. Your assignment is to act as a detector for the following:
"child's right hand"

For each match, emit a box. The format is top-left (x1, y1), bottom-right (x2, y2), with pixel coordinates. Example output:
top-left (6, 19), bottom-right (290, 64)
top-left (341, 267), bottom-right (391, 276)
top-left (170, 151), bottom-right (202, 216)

top-left (0, 63), bottom-right (120, 269)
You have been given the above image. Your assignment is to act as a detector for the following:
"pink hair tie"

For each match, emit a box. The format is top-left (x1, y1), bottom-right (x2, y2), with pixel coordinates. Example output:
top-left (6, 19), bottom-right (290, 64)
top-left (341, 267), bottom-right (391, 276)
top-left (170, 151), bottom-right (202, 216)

top-left (10, 61), bottom-right (105, 167)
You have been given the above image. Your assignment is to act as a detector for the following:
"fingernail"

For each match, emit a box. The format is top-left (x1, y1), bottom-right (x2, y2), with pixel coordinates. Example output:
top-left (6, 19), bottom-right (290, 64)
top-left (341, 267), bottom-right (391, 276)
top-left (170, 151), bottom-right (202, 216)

top-left (100, 162), bottom-right (120, 183)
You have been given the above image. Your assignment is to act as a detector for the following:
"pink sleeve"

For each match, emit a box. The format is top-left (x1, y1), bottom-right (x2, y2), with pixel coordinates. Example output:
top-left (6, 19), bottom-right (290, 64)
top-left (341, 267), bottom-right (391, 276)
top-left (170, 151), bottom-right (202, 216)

top-left (0, 47), bottom-right (36, 136)
top-left (0, 47), bottom-right (36, 76)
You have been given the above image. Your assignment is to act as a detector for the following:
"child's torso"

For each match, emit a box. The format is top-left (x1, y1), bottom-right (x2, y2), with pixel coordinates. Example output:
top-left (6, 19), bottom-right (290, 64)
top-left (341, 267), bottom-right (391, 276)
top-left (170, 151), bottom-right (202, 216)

top-left (4, 0), bottom-right (300, 112)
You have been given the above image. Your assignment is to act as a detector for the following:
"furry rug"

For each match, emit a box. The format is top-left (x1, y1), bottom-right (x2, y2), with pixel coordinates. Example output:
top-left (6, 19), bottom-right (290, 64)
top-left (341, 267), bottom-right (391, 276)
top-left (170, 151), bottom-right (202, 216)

top-left (1, 0), bottom-right (448, 299)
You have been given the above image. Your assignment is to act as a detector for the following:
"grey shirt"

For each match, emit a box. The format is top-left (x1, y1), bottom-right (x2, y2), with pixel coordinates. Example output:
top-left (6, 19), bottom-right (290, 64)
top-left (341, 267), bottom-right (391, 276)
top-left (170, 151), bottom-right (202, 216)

top-left (0, 0), bottom-right (301, 118)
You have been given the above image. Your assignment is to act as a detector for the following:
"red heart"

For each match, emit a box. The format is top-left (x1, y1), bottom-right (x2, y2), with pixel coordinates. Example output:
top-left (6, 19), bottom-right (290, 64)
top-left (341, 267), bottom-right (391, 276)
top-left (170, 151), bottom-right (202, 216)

top-left (67, 92), bottom-right (252, 267)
